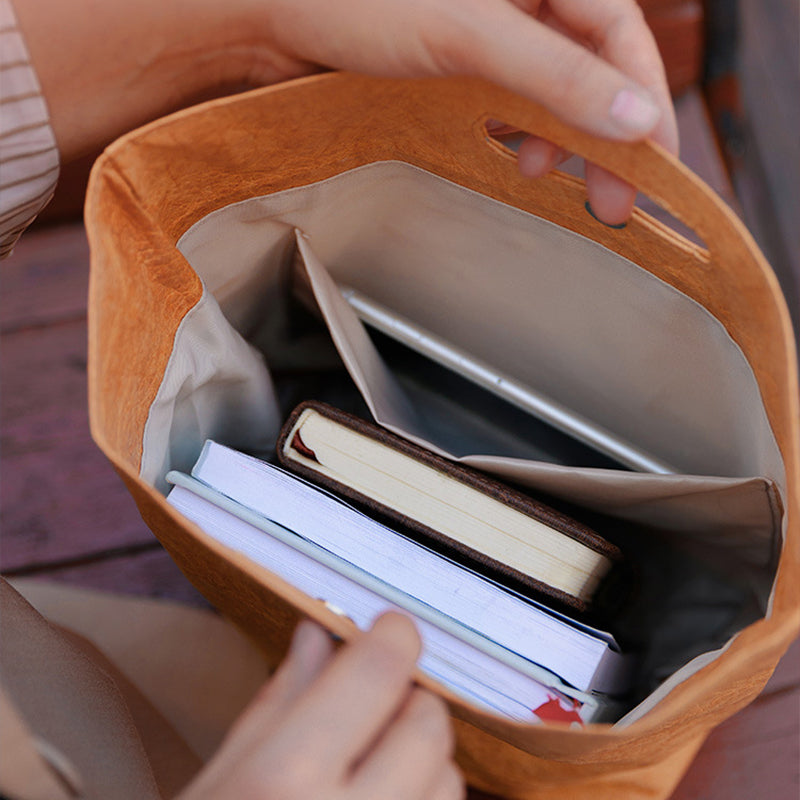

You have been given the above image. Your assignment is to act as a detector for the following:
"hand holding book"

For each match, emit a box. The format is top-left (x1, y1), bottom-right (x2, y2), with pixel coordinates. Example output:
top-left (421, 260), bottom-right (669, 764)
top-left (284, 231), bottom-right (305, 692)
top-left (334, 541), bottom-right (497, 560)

top-left (177, 615), bottom-right (463, 800)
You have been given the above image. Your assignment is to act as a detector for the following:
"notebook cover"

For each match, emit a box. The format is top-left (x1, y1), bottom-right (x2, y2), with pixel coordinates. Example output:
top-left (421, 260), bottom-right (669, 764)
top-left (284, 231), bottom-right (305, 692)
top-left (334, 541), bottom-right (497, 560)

top-left (277, 401), bottom-right (622, 612)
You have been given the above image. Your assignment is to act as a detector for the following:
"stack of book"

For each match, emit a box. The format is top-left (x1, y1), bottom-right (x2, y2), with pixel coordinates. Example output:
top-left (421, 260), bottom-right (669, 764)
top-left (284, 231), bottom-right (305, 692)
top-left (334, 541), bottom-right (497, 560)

top-left (166, 401), bottom-right (633, 725)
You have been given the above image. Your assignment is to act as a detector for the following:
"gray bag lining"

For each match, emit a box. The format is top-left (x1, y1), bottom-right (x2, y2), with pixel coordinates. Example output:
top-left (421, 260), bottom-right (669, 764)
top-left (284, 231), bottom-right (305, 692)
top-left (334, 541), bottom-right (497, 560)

top-left (138, 162), bottom-right (786, 724)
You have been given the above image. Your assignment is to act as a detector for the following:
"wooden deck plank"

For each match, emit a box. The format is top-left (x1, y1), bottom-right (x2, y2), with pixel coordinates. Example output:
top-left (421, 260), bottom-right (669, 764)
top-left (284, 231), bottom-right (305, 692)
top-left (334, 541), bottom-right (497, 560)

top-left (13, 545), bottom-right (210, 608)
top-left (0, 223), bottom-right (90, 333)
top-left (0, 318), bottom-right (156, 570)
top-left (670, 685), bottom-right (800, 800)
top-left (764, 637), bottom-right (800, 695)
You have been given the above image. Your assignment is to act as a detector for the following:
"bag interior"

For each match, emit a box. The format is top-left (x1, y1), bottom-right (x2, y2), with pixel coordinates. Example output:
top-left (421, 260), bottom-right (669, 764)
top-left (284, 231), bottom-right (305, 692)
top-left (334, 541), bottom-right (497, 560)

top-left (141, 161), bottom-right (786, 724)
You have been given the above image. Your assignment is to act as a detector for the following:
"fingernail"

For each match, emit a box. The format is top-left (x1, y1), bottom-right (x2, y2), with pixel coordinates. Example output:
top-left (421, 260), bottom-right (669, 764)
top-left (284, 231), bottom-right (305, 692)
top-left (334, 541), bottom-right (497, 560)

top-left (609, 89), bottom-right (660, 134)
top-left (289, 620), bottom-right (328, 662)
top-left (585, 201), bottom-right (627, 229)
top-left (368, 612), bottom-right (422, 659)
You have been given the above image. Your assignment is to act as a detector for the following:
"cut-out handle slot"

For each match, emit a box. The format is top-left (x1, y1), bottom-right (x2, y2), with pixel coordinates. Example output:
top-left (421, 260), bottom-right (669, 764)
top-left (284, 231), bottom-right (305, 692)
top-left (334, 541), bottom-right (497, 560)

top-left (447, 83), bottom-right (752, 271)
top-left (484, 120), bottom-right (709, 249)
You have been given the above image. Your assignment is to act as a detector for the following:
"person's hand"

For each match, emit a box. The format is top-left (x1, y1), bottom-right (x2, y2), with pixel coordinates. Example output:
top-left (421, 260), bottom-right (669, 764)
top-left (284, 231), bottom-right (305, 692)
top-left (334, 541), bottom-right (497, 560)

top-left (254, 0), bottom-right (679, 224)
top-left (178, 613), bottom-right (464, 800)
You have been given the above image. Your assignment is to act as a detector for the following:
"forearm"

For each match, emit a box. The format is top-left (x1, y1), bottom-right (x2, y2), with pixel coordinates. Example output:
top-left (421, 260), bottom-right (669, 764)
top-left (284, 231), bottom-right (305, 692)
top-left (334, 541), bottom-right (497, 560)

top-left (12, 0), bottom-right (312, 163)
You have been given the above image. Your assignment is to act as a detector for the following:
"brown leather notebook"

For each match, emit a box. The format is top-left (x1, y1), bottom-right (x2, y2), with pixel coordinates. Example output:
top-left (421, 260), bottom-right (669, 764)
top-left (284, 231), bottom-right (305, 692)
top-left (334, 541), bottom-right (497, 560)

top-left (277, 401), bottom-right (622, 612)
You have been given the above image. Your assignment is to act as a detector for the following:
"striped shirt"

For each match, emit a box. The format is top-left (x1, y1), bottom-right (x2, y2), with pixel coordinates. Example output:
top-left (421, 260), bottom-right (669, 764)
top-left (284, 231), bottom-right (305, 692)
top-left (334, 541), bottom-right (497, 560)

top-left (0, 0), bottom-right (59, 258)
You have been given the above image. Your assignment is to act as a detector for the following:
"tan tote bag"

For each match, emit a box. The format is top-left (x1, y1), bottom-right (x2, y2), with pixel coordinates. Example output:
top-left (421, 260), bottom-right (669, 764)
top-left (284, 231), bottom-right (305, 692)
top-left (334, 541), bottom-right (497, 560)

top-left (84, 73), bottom-right (800, 800)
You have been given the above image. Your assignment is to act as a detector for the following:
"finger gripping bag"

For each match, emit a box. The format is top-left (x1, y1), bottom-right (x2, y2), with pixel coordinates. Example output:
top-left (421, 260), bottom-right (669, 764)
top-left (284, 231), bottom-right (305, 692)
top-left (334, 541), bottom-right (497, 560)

top-left (84, 73), bottom-right (800, 800)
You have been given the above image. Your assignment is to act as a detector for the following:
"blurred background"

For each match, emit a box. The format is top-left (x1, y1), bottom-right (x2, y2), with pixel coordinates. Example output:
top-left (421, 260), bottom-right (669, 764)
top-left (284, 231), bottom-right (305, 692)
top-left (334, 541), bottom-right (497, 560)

top-left (640, 0), bottom-right (798, 336)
